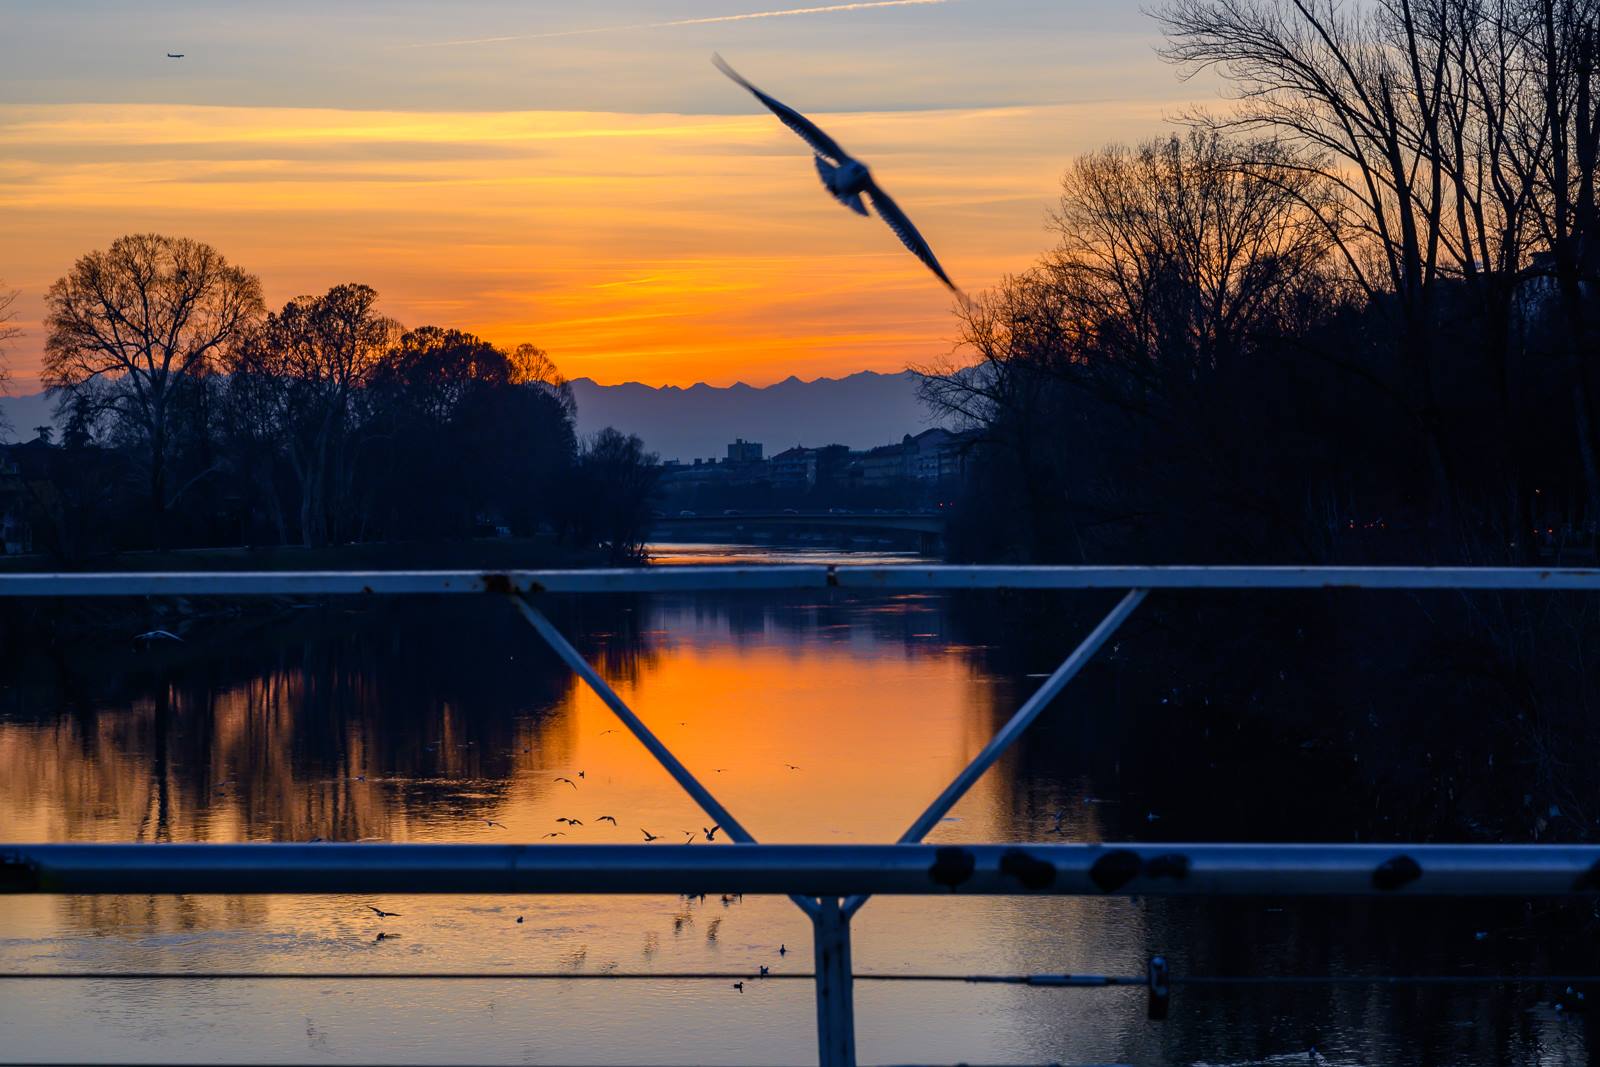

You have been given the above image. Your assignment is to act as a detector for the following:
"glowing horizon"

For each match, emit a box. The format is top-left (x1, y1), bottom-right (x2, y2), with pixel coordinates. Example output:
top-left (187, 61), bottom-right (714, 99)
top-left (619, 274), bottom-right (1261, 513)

top-left (0, 2), bottom-right (1212, 393)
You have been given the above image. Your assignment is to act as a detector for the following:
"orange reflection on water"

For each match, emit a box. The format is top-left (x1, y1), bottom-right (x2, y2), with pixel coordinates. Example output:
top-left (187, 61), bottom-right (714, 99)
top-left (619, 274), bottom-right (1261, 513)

top-left (0, 592), bottom-right (1147, 1065)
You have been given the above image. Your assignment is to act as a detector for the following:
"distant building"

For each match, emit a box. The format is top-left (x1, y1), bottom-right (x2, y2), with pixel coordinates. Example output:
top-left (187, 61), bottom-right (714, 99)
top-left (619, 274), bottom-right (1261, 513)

top-left (858, 440), bottom-right (911, 487)
top-left (768, 444), bottom-right (851, 491)
top-left (770, 446), bottom-right (817, 490)
top-left (906, 428), bottom-right (968, 482)
top-left (857, 429), bottom-right (972, 487)
top-left (658, 456), bottom-right (734, 491)
top-left (811, 444), bottom-right (852, 488)
top-left (726, 439), bottom-right (763, 463)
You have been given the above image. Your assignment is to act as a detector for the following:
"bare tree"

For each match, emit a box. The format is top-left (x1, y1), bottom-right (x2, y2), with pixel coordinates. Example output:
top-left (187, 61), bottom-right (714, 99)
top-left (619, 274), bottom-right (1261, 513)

top-left (1158, 0), bottom-right (1600, 522)
top-left (1047, 131), bottom-right (1338, 382)
top-left (1521, 0), bottom-right (1600, 512)
top-left (509, 341), bottom-right (577, 418)
top-left (44, 234), bottom-right (263, 546)
top-left (575, 428), bottom-right (661, 562)
top-left (1158, 0), bottom-right (1459, 494)
top-left (0, 282), bottom-right (18, 438)
top-left (921, 132), bottom-right (1341, 557)
top-left (0, 283), bottom-right (18, 389)
top-left (229, 284), bottom-right (398, 547)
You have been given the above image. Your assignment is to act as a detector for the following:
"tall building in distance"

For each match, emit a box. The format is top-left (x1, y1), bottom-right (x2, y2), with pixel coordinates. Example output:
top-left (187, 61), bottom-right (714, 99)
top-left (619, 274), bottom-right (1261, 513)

top-left (726, 439), bottom-right (763, 463)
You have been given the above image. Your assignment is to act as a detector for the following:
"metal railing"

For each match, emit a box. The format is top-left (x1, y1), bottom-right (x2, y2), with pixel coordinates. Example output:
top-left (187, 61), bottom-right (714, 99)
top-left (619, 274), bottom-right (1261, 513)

top-left (4, 564), bottom-right (1600, 1067)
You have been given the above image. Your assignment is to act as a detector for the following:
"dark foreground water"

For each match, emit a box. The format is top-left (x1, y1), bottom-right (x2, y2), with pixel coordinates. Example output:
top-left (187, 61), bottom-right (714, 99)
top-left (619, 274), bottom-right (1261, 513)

top-left (0, 544), bottom-right (1594, 1065)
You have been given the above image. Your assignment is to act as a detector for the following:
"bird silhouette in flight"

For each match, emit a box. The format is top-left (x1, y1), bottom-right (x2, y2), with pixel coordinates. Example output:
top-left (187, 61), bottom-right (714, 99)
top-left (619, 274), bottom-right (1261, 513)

top-left (597, 816), bottom-right (618, 825)
top-left (682, 830), bottom-right (697, 844)
top-left (599, 729), bottom-right (618, 736)
top-left (367, 906), bottom-right (400, 918)
top-left (641, 828), bottom-right (660, 842)
top-left (542, 831), bottom-right (566, 839)
top-left (484, 819), bottom-right (508, 829)
top-left (712, 53), bottom-right (963, 298)
top-left (556, 817), bottom-right (584, 826)
top-left (784, 763), bottom-right (801, 771)
top-left (704, 824), bottom-right (721, 842)
top-left (166, 52), bottom-right (185, 58)
top-left (554, 776), bottom-right (577, 788)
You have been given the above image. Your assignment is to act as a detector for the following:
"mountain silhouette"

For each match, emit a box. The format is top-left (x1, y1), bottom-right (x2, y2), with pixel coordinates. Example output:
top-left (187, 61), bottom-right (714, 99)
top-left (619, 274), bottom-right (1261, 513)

top-left (569, 370), bottom-right (946, 462)
top-left (4, 370), bottom-right (947, 461)
top-left (0, 391), bottom-right (55, 442)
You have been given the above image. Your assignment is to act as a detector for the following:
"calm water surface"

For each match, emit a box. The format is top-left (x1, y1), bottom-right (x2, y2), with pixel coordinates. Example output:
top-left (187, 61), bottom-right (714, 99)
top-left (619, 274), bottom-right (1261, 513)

top-left (0, 544), bottom-right (1589, 1064)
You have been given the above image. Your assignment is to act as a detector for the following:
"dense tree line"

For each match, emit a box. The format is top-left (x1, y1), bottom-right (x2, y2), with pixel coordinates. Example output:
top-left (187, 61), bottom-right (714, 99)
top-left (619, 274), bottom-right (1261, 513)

top-left (12, 234), bottom-right (659, 561)
top-left (919, 0), bottom-right (1600, 841)
top-left (925, 0), bottom-right (1600, 566)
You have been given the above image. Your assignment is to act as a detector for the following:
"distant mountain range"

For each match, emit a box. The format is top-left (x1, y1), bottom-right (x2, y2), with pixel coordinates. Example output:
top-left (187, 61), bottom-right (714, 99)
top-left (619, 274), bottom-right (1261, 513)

top-left (570, 370), bottom-right (948, 462)
top-left (2, 370), bottom-right (947, 460)
top-left (0, 391), bottom-right (54, 442)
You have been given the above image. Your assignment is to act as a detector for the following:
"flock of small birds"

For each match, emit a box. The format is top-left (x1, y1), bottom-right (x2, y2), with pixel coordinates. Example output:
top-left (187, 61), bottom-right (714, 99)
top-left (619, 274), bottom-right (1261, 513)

top-left (362, 881), bottom-right (790, 991)
top-left (352, 726), bottom-right (806, 990)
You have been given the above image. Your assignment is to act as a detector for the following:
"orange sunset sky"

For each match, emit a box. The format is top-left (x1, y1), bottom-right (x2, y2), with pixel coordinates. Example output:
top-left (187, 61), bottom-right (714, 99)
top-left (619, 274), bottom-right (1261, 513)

top-left (0, 1), bottom-right (1218, 391)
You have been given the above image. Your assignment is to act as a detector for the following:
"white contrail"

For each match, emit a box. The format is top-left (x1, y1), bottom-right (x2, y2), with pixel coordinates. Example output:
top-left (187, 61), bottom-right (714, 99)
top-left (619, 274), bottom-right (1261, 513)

top-left (416, 0), bottom-right (949, 48)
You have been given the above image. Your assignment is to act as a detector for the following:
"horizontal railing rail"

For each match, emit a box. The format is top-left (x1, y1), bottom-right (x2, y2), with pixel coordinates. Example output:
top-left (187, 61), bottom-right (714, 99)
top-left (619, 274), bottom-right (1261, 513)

top-left (5, 564), bottom-right (1598, 1066)
top-left (5, 842), bottom-right (1600, 896)
top-left (4, 563), bottom-right (1600, 596)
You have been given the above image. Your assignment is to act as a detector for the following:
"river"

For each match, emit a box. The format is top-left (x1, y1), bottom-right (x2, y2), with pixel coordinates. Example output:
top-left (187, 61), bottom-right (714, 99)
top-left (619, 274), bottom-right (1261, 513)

top-left (0, 543), bottom-right (1589, 1064)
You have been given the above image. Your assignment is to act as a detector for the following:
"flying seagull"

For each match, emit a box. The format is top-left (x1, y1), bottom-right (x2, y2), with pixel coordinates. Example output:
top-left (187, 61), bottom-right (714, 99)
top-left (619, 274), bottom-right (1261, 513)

top-left (367, 906), bottom-right (401, 918)
top-left (166, 52), bottom-right (185, 58)
top-left (641, 828), bottom-right (660, 842)
top-left (704, 824), bottom-right (721, 842)
top-left (712, 53), bottom-right (963, 298)
top-left (597, 815), bottom-right (618, 825)
top-left (554, 776), bottom-right (577, 789)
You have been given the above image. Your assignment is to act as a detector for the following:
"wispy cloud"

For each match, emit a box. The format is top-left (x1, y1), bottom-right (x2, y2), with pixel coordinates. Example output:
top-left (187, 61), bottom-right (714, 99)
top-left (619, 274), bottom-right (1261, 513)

top-left (413, 0), bottom-right (949, 48)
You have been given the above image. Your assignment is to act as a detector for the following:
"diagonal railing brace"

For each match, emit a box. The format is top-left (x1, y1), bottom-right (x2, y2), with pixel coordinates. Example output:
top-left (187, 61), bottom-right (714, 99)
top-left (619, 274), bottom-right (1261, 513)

top-left (508, 593), bottom-right (821, 917)
top-left (844, 587), bottom-right (1148, 918)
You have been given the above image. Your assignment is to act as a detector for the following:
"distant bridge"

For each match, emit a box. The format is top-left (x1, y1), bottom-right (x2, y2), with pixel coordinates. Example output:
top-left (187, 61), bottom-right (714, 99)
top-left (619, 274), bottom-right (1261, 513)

top-left (650, 511), bottom-right (946, 551)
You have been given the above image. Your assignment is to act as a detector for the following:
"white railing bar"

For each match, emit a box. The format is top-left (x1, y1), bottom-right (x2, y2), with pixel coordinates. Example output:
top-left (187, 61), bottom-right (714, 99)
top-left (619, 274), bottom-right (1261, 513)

top-left (843, 589), bottom-right (1147, 918)
top-left (6, 565), bottom-right (1600, 597)
top-left (6, 842), bottom-right (1600, 896)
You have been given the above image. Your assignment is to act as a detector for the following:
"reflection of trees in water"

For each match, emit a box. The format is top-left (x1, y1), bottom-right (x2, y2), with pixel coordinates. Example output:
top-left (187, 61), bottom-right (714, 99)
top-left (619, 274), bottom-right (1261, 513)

top-left (935, 589), bottom-right (1600, 1063)
top-left (7, 588), bottom-right (1594, 1060)
top-left (549, 594), bottom-right (662, 688)
top-left (0, 598), bottom-right (591, 849)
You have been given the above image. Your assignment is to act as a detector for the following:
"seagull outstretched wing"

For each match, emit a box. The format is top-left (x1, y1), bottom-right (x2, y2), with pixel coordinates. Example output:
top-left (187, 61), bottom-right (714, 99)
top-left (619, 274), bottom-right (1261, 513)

top-left (712, 53), bottom-right (848, 164)
top-left (863, 179), bottom-right (961, 295)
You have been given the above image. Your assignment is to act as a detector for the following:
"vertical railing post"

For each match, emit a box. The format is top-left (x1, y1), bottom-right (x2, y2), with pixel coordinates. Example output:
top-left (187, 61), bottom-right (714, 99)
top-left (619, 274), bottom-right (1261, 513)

top-left (811, 896), bottom-right (857, 1067)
